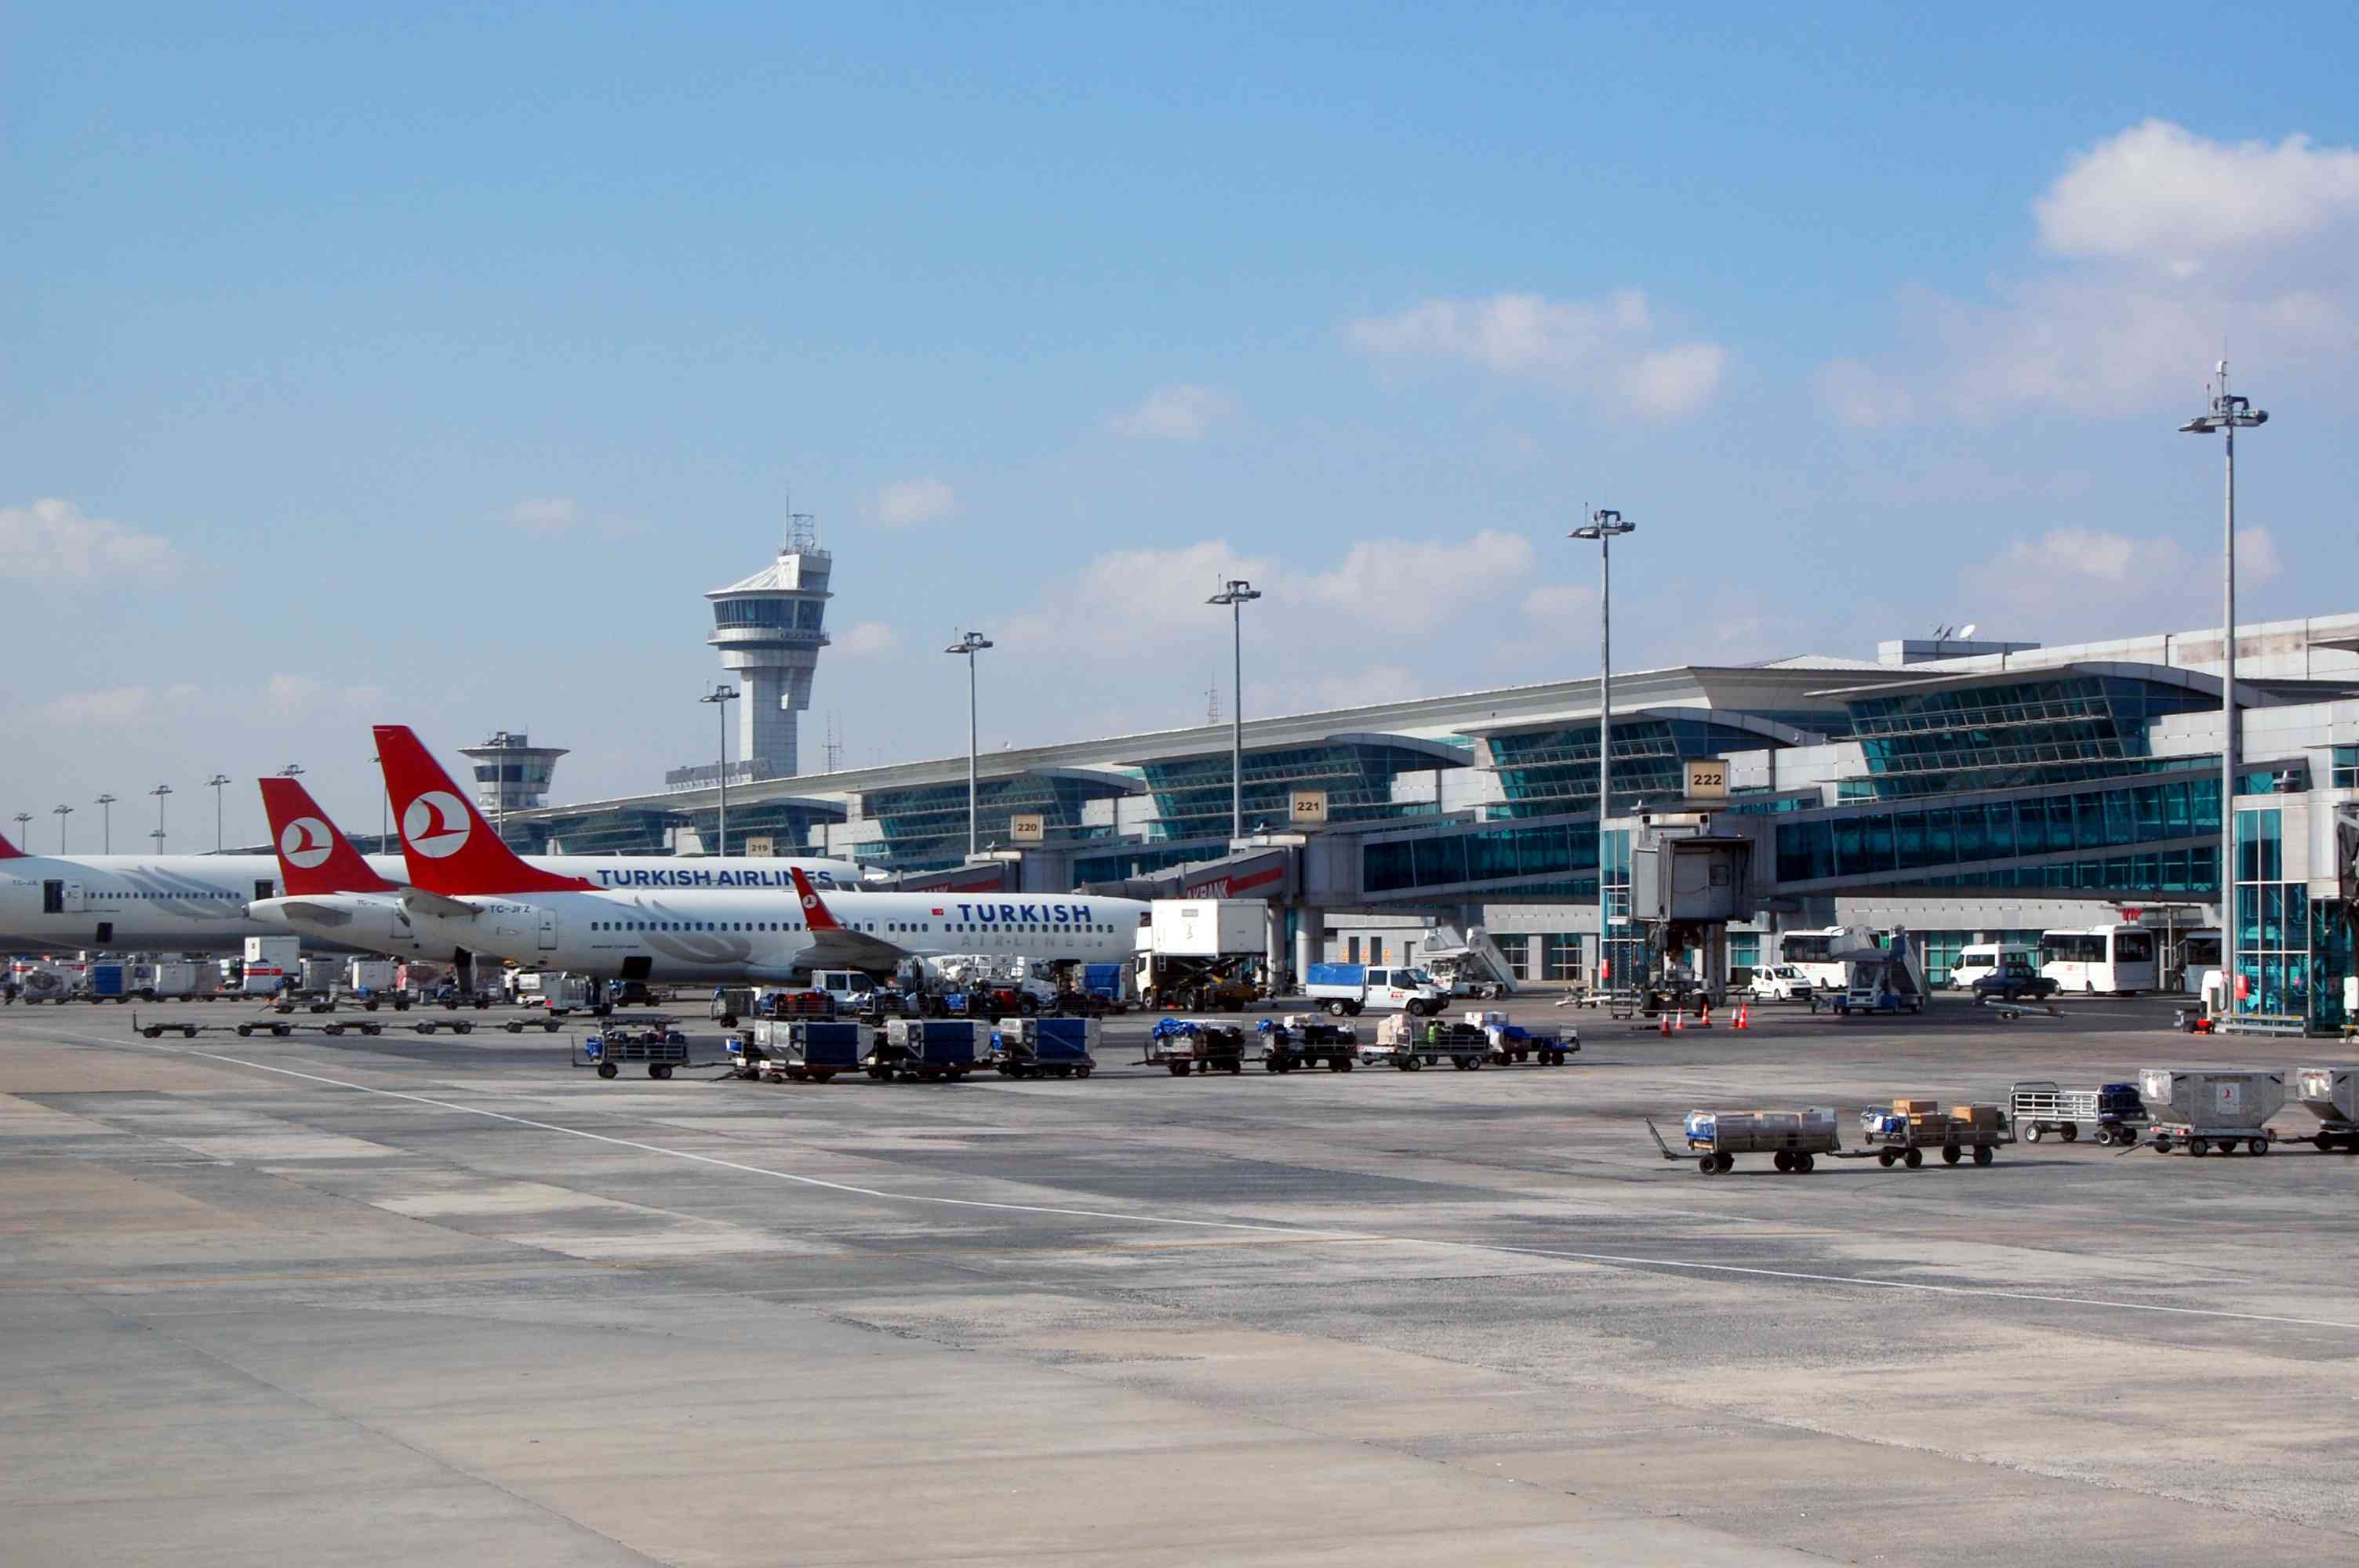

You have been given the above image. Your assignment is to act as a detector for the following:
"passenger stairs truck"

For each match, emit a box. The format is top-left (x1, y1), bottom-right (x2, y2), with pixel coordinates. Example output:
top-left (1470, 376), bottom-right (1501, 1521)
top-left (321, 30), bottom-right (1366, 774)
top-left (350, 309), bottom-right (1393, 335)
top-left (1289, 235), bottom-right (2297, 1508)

top-left (1829, 927), bottom-right (1930, 1017)
top-left (1419, 924), bottom-right (1520, 1000)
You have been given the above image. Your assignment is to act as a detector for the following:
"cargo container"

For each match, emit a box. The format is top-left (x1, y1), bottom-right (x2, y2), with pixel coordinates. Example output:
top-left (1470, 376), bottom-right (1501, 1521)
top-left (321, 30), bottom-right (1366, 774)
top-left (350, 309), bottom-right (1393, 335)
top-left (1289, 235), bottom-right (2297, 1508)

top-left (2293, 1068), bottom-right (2359, 1152)
top-left (871, 1018), bottom-right (980, 1081)
top-left (732, 1018), bottom-right (869, 1083)
top-left (1149, 900), bottom-right (1267, 959)
top-left (243, 936), bottom-right (300, 995)
top-left (2138, 1069), bottom-right (2286, 1156)
top-left (990, 1016), bottom-right (1098, 1079)
top-left (85, 960), bottom-right (131, 1001)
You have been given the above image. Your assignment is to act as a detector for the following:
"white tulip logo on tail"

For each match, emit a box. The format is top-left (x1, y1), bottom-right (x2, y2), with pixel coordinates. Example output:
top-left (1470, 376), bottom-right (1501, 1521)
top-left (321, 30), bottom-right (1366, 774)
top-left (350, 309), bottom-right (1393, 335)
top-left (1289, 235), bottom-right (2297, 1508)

top-left (279, 817), bottom-right (335, 869)
top-left (801, 892), bottom-right (820, 911)
top-left (402, 792), bottom-right (473, 858)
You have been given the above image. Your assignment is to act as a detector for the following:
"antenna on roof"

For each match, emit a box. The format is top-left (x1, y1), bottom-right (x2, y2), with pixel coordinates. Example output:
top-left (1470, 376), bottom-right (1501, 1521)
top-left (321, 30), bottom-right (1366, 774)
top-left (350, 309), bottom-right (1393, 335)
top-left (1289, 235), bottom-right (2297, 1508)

top-left (1959, 622), bottom-right (1978, 641)
top-left (783, 488), bottom-right (818, 554)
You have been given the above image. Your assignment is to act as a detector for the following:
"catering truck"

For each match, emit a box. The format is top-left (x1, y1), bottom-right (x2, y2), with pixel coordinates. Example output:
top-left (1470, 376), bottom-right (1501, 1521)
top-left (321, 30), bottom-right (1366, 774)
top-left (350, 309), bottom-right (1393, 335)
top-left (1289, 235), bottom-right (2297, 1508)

top-left (1304, 962), bottom-right (1451, 1018)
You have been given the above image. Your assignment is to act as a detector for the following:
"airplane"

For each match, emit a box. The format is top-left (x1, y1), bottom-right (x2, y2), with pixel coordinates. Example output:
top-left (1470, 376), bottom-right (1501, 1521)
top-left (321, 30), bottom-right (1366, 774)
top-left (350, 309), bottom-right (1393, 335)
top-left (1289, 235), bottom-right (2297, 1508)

top-left (247, 775), bottom-right (432, 960)
top-left (0, 755), bottom-right (871, 954)
top-left (245, 724), bottom-right (1150, 983)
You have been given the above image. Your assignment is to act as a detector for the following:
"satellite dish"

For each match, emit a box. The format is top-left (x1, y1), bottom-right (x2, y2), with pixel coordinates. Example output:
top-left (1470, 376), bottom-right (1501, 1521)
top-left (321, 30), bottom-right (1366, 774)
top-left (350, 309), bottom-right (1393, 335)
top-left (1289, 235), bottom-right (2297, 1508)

top-left (1959, 623), bottom-right (1978, 641)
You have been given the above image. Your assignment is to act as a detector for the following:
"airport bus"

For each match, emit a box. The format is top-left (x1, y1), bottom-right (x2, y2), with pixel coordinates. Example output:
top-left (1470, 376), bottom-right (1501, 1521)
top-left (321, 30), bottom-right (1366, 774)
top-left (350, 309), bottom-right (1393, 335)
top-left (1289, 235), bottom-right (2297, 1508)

top-left (2037, 924), bottom-right (2159, 995)
top-left (1777, 927), bottom-right (1865, 993)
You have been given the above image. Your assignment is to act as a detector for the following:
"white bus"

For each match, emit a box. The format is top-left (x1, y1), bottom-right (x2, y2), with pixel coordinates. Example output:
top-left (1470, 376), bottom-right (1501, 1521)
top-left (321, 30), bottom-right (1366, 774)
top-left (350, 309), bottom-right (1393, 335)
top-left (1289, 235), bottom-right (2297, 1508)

top-left (1778, 927), bottom-right (1863, 993)
top-left (2038, 924), bottom-right (2159, 995)
top-left (1948, 942), bottom-right (2039, 990)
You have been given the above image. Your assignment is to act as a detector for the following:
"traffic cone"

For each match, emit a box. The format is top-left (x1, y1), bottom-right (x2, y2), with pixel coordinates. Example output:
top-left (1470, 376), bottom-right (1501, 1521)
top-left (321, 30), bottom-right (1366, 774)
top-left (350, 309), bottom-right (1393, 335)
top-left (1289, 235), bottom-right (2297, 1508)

top-left (1659, 1010), bottom-right (1671, 1036)
top-left (1672, 1008), bottom-right (1684, 1032)
top-left (1734, 1002), bottom-right (1749, 1030)
top-left (1699, 1000), bottom-right (1711, 1028)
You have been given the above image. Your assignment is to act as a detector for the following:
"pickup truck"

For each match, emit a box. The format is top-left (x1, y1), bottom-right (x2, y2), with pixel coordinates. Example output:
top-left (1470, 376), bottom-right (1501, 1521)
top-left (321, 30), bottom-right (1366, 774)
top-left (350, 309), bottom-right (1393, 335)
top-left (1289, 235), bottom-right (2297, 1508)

top-left (1304, 963), bottom-right (1452, 1018)
top-left (1972, 962), bottom-right (2059, 1004)
top-left (1746, 964), bottom-right (1815, 1003)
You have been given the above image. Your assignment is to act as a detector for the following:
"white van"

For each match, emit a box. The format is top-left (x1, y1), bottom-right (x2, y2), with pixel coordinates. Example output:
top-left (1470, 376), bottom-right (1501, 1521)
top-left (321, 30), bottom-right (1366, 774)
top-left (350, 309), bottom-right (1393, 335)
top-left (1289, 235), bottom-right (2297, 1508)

top-left (1746, 964), bottom-right (1815, 1002)
top-left (1948, 943), bottom-right (2036, 990)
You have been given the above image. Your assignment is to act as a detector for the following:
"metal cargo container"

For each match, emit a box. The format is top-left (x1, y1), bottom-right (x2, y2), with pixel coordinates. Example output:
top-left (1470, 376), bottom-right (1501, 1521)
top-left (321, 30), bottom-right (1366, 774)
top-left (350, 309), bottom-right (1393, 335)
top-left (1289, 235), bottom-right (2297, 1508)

top-left (2137, 1069), bottom-right (2285, 1131)
top-left (1150, 900), bottom-right (1267, 958)
top-left (881, 1018), bottom-right (980, 1076)
top-left (2295, 1068), bottom-right (2359, 1150)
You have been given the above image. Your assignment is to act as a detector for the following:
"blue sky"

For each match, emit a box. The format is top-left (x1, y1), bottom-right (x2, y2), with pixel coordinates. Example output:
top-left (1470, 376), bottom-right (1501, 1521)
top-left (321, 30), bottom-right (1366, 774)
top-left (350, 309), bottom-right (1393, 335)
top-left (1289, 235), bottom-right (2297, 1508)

top-left (6, 3), bottom-right (2357, 844)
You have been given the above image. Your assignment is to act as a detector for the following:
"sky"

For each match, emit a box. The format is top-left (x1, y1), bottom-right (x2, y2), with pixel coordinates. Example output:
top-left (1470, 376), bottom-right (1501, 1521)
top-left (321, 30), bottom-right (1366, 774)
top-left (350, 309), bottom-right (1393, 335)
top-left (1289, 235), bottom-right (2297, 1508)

top-left (6, 2), bottom-right (2358, 848)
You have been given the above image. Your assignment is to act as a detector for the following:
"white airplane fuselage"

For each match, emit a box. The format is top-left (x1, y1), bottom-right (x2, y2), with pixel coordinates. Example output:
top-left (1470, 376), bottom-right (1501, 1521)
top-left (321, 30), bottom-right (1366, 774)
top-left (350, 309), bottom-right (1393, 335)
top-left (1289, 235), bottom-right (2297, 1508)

top-left (0, 851), bottom-right (868, 955)
top-left (250, 887), bottom-right (1148, 983)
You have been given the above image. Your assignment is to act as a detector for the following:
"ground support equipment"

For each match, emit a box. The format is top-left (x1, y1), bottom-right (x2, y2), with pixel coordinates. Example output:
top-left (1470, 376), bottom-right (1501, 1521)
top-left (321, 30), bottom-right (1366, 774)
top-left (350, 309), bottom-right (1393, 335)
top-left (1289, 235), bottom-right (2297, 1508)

top-left (990, 1016), bottom-right (1098, 1080)
top-left (1256, 1016), bottom-right (1358, 1073)
top-left (134, 1011), bottom-right (387, 1040)
top-left (2008, 1080), bottom-right (2149, 1145)
top-left (1848, 1107), bottom-right (2012, 1168)
top-left (575, 1028), bottom-right (691, 1080)
top-left (1648, 1109), bottom-right (1839, 1175)
top-left (732, 1019), bottom-right (868, 1083)
top-left (867, 1018), bottom-right (981, 1082)
top-left (1140, 1018), bottom-right (1246, 1076)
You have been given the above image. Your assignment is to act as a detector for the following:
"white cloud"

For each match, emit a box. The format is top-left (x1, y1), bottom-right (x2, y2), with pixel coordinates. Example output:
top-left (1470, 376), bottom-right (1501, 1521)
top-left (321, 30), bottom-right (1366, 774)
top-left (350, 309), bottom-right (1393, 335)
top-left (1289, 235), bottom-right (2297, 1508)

top-left (267, 673), bottom-right (323, 717)
top-left (2036, 120), bottom-right (2359, 269)
top-left (836, 621), bottom-right (900, 655)
top-left (1522, 583), bottom-right (1596, 620)
top-left (867, 477), bottom-right (957, 528)
top-left (1292, 531), bottom-right (1537, 632)
top-left (1347, 291), bottom-right (1726, 419)
top-left (0, 499), bottom-right (174, 580)
top-left (1993, 524), bottom-right (2284, 623)
top-left (35, 684), bottom-right (191, 726)
top-left (503, 497), bottom-right (582, 535)
top-left (1621, 343), bottom-right (1726, 418)
top-left (343, 684), bottom-right (387, 710)
top-left (1005, 539), bottom-right (1274, 654)
top-left (1108, 384), bottom-right (1234, 441)
top-left (1251, 666), bottom-right (1422, 713)
top-left (1823, 122), bottom-right (2359, 423)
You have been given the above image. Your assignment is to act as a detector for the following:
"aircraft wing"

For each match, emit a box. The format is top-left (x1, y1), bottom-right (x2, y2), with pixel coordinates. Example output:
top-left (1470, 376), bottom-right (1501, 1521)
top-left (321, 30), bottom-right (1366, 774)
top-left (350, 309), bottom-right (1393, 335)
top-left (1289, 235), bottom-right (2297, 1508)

top-left (400, 889), bottom-right (482, 921)
top-left (273, 898), bottom-right (358, 929)
top-left (797, 929), bottom-right (912, 973)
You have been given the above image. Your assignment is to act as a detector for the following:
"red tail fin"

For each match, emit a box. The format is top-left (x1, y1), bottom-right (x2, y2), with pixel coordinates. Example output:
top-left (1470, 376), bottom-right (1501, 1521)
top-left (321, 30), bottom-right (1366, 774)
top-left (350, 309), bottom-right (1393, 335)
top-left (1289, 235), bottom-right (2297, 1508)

top-left (371, 724), bottom-right (593, 895)
top-left (789, 866), bottom-right (843, 931)
top-left (258, 776), bottom-right (397, 895)
top-left (0, 827), bottom-right (22, 859)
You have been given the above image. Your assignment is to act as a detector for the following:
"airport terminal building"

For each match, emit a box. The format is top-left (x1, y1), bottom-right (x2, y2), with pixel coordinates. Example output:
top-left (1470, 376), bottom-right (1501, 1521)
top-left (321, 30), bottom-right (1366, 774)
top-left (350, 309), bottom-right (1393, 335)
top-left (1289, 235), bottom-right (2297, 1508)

top-left (504, 611), bottom-right (2359, 1036)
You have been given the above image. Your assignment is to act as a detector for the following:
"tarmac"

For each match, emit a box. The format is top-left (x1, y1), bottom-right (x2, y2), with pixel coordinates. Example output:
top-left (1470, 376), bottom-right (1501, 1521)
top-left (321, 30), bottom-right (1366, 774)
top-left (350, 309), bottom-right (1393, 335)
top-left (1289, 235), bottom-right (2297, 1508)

top-left (5, 991), bottom-right (2357, 1565)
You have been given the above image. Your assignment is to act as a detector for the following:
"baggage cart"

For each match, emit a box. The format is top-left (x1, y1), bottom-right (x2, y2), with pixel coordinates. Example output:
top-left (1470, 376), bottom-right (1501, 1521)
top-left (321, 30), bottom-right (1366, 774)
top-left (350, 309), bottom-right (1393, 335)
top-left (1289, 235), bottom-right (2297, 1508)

top-left (1849, 1104), bottom-right (2012, 1168)
top-left (1141, 1018), bottom-right (1246, 1076)
top-left (868, 1018), bottom-right (980, 1082)
top-left (2138, 1069), bottom-right (2287, 1156)
top-left (2294, 1067), bottom-right (2359, 1152)
top-left (1379, 1016), bottom-right (1492, 1071)
top-left (2008, 1080), bottom-right (2149, 1145)
top-left (990, 1016), bottom-right (1098, 1079)
top-left (1464, 1011), bottom-right (1578, 1066)
top-left (576, 1026), bottom-right (690, 1080)
top-left (732, 1018), bottom-right (868, 1083)
top-left (133, 1011), bottom-right (387, 1040)
top-left (1648, 1107), bottom-right (1840, 1175)
top-left (1255, 1015), bottom-right (1358, 1073)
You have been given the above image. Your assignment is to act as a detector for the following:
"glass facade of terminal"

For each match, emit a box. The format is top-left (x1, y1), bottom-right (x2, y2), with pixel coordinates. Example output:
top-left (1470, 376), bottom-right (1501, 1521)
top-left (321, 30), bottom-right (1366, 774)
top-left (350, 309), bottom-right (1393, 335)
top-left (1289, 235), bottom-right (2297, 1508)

top-left (860, 775), bottom-right (1131, 872)
top-left (1485, 717), bottom-right (1806, 818)
top-left (671, 799), bottom-right (849, 858)
top-left (2227, 806), bottom-right (2352, 1035)
top-left (1776, 772), bottom-right (2223, 891)
top-left (1841, 675), bottom-right (2215, 800)
top-left (1138, 741), bottom-right (1469, 842)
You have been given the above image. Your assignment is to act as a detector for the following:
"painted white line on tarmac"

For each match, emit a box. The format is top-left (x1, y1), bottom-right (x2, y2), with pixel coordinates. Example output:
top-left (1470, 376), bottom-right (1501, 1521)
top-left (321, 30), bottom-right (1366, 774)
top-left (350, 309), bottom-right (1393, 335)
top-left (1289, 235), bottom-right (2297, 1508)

top-left (105, 1034), bottom-right (2359, 1334)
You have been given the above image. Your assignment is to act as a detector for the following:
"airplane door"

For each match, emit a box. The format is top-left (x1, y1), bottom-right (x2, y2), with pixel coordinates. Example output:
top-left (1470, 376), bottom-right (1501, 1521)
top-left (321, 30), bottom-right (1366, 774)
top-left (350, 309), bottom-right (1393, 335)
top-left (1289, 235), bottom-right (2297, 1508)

top-left (64, 881), bottom-right (85, 914)
top-left (538, 908), bottom-right (558, 952)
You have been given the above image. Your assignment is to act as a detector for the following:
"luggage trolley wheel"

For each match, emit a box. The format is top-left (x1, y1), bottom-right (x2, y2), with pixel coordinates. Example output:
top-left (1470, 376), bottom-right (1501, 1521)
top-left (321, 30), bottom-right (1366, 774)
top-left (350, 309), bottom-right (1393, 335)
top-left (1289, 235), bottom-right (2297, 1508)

top-left (143, 1025), bottom-right (163, 1038)
top-left (1903, 1148), bottom-right (1924, 1169)
top-left (1972, 1144), bottom-right (1994, 1166)
top-left (597, 1062), bottom-right (618, 1079)
top-left (1877, 1150), bottom-right (1897, 1167)
top-left (2059, 1123), bottom-right (2078, 1143)
top-left (649, 1065), bottom-right (671, 1080)
top-left (2023, 1123), bottom-right (2045, 1142)
top-left (2150, 1135), bottom-right (2172, 1153)
top-left (1793, 1152), bottom-right (1814, 1173)
top-left (271, 1024), bottom-right (290, 1036)
top-left (1697, 1154), bottom-right (1719, 1176)
top-left (1941, 1144), bottom-right (1962, 1165)
top-left (1714, 1152), bottom-right (1735, 1174)
top-left (1167, 1062), bottom-right (1190, 1077)
top-left (1074, 1066), bottom-right (1092, 1080)
top-left (2248, 1138), bottom-right (2269, 1156)
top-left (1773, 1151), bottom-right (1793, 1173)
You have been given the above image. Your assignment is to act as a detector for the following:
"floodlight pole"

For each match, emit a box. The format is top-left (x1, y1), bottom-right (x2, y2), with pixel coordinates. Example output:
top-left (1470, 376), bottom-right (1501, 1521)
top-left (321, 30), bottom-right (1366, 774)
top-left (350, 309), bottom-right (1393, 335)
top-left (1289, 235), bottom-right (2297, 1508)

top-left (151, 783), bottom-right (171, 853)
top-left (700, 685), bottom-right (740, 856)
top-left (206, 774), bottom-right (231, 852)
top-left (95, 794), bottom-right (117, 853)
top-left (1206, 580), bottom-right (1263, 840)
top-left (1572, 508), bottom-right (1636, 990)
top-left (945, 633), bottom-right (994, 855)
top-left (2179, 363), bottom-right (2267, 915)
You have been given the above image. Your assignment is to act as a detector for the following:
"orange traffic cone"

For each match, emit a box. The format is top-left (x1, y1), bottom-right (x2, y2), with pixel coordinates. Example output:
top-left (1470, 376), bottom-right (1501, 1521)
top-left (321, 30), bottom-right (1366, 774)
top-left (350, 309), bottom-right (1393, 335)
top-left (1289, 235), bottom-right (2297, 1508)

top-left (1659, 1010), bottom-right (1671, 1036)
top-left (1699, 1000), bottom-right (1711, 1028)
top-left (1734, 1002), bottom-right (1750, 1030)
top-left (1672, 1008), bottom-right (1684, 1032)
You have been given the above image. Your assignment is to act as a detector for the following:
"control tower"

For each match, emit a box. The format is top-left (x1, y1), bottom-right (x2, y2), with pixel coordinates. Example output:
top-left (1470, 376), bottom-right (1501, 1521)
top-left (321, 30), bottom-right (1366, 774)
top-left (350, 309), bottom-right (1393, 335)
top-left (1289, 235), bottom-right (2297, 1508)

top-left (701, 511), bottom-right (832, 782)
top-left (457, 731), bottom-right (569, 822)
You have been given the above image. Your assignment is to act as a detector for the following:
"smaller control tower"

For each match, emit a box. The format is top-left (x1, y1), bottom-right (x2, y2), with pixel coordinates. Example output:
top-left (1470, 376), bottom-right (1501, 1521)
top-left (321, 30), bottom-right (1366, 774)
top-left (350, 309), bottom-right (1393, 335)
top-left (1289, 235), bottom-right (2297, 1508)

top-left (458, 731), bottom-right (569, 825)
top-left (699, 509), bottom-right (832, 784)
